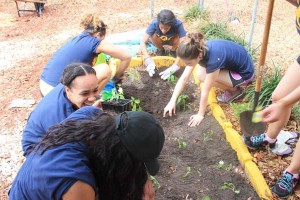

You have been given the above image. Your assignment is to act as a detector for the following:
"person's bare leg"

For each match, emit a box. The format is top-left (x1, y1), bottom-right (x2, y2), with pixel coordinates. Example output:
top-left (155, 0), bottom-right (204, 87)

top-left (150, 34), bottom-right (163, 50)
top-left (266, 60), bottom-right (300, 139)
top-left (93, 63), bottom-right (112, 92)
top-left (213, 69), bottom-right (234, 90)
top-left (286, 140), bottom-right (300, 174)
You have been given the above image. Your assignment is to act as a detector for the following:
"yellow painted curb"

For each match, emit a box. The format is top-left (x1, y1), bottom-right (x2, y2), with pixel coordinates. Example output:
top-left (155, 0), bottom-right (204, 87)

top-left (192, 64), bottom-right (271, 199)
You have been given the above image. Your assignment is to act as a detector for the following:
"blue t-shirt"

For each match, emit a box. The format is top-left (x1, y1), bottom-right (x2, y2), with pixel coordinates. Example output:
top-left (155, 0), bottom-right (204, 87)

top-left (40, 32), bottom-right (101, 87)
top-left (199, 40), bottom-right (254, 80)
top-left (21, 84), bottom-right (76, 156)
top-left (9, 106), bottom-right (102, 200)
top-left (146, 19), bottom-right (187, 41)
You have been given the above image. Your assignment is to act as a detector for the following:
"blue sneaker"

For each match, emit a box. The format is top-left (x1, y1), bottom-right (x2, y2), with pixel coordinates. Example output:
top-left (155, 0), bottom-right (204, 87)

top-left (272, 171), bottom-right (300, 198)
top-left (243, 133), bottom-right (276, 150)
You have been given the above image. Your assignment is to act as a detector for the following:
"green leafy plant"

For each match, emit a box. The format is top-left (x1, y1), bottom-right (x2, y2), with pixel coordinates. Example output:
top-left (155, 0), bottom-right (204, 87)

top-left (243, 63), bottom-right (282, 107)
top-left (127, 68), bottom-right (141, 82)
top-left (184, 6), bottom-right (210, 21)
top-left (203, 130), bottom-right (214, 142)
top-left (149, 175), bottom-right (161, 189)
top-left (220, 182), bottom-right (240, 194)
top-left (178, 140), bottom-right (187, 149)
top-left (167, 74), bottom-right (177, 84)
top-left (202, 196), bottom-right (211, 200)
top-left (176, 94), bottom-right (191, 111)
top-left (109, 87), bottom-right (125, 101)
top-left (217, 160), bottom-right (232, 171)
top-left (229, 102), bottom-right (251, 118)
top-left (183, 166), bottom-right (191, 178)
top-left (130, 96), bottom-right (142, 111)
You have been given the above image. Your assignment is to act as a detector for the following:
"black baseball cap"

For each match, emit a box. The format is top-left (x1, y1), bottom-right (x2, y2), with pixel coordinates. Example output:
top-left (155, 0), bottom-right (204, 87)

top-left (115, 111), bottom-right (165, 176)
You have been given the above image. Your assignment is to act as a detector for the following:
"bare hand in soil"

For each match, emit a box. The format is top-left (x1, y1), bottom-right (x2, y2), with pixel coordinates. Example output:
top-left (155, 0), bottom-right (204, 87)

top-left (163, 102), bottom-right (176, 117)
top-left (188, 114), bottom-right (204, 127)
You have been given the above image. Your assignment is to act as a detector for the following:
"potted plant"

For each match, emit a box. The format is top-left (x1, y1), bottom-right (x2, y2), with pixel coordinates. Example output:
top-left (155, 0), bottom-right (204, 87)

top-left (101, 87), bottom-right (132, 113)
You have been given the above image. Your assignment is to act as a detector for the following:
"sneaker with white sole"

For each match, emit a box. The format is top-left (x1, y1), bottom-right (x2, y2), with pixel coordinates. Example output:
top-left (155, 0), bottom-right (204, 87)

top-left (217, 87), bottom-right (243, 103)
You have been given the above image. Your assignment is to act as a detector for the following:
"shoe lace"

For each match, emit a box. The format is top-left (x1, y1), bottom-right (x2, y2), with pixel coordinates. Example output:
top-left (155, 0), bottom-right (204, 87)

top-left (277, 173), bottom-right (294, 192)
top-left (251, 134), bottom-right (265, 147)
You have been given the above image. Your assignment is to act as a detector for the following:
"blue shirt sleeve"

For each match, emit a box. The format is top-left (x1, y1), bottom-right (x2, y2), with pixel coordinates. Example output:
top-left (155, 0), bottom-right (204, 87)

top-left (146, 20), bottom-right (157, 36)
top-left (64, 106), bottom-right (102, 122)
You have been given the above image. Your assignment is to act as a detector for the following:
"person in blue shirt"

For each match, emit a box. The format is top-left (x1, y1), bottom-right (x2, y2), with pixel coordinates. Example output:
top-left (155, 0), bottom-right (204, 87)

top-left (9, 107), bottom-right (165, 200)
top-left (40, 13), bottom-right (132, 96)
top-left (22, 62), bottom-right (102, 156)
top-left (244, 1), bottom-right (300, 198)
top-left (140, 9), bottom-right (187, 80)
top-left (163, 33), bottom-right (254, 127)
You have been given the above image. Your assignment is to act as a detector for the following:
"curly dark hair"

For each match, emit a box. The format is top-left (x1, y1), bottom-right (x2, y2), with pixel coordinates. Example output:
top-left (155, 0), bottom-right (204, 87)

top-left (36, 112), bottom-right (147, 200)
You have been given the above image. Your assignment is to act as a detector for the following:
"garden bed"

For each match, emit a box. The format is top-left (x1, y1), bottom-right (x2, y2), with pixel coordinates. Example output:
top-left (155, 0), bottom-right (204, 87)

top-left (121, 68), bottom-right (259, 199)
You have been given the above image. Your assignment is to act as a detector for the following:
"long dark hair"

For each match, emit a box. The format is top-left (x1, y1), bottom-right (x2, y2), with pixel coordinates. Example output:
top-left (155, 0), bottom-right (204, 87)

top-left (177, 32), bottom-right (206, 60)
top-left (36, 113), bottom-right (147, 200)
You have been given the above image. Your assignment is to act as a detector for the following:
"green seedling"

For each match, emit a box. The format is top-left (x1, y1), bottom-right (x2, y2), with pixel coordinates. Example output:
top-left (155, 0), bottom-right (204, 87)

top-left (176, 94), bottom-right (191, 111)
top-left (178, 140), bottom-right (187, 149)
top-left (202, 196), bottom-right (211, 200)
top-left (217, 160), bottom-right (233, 171)
top-left (109, 87), bottom-right (125, 101)
top-left (183, 166), bottom-right (191, 178)
top-left (167, 74), bottom-right (177, 84)
top-left (131, 96), bottom-right (142, 111)
top-left (220, 182), bottom-right (240, 194)
top-left (127, 68), bottom-right (141, 82)
top-left (203, 130), bottom-right (214, 142)
top-left (149, 175), bottom-right (161, 189)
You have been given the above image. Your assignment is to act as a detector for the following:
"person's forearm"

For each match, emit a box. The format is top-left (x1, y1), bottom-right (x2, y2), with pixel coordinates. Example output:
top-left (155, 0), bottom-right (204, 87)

top-left (279, 85), bottom-right (300, 106)
top-left (198, 92), bottom-right (208, 116)
top-left (286, 0), bottom-right (297, 7)
top-left (173, 57), bottom-right (180, 66)
top-left (140, 42), bottom-right (150, 58)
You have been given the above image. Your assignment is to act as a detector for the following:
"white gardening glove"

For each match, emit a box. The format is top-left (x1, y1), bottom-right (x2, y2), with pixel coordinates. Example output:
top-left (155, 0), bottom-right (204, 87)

top-left (159, 64), bottom-right (180, 80)
top-left (144, 57), bottom-right (156, 77)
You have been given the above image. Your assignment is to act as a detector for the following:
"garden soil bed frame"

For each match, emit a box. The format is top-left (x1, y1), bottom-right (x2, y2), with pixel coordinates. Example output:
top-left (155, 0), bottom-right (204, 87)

top-left (116, 68), bottom-right (260, 199)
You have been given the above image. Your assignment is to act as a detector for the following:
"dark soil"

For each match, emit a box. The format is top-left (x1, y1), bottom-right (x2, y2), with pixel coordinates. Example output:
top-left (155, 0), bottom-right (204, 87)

top-left (120, 68), bottom-right (260, 199)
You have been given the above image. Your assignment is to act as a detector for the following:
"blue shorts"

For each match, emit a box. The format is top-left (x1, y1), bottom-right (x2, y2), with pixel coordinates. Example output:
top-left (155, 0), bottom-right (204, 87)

top-left (229, 71), bottom-right (254, 88)
top-left (297, 55), bottom-right (300, 65)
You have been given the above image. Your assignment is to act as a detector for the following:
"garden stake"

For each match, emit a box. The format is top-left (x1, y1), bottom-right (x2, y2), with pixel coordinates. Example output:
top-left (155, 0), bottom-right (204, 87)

top-left (239, 0), bottom-right (275, 137)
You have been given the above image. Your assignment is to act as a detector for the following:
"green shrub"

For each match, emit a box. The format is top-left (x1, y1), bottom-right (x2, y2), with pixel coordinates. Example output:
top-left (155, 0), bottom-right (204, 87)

top-left (229, 102), bottom-right (251, 118)
top-left (243, 63), bottom-right (282, 107)
top-left (184, 6), bottom-right (209, 21)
